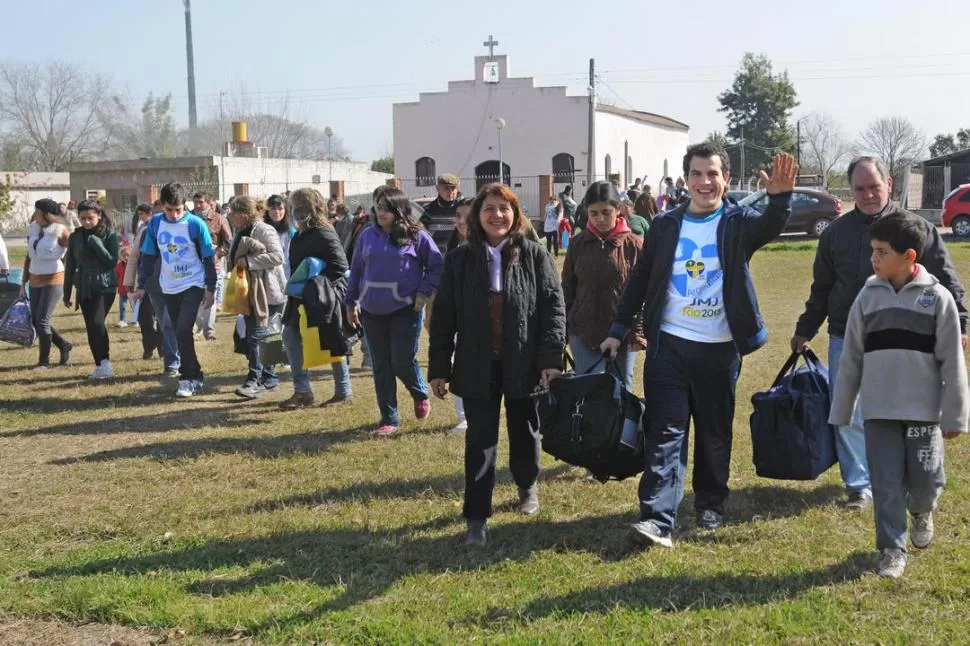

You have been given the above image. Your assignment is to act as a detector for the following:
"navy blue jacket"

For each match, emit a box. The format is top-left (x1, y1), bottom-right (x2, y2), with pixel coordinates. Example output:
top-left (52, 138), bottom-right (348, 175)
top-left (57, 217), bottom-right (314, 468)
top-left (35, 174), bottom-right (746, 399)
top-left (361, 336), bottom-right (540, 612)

top-left (609, 193), bottom-right (792, 357)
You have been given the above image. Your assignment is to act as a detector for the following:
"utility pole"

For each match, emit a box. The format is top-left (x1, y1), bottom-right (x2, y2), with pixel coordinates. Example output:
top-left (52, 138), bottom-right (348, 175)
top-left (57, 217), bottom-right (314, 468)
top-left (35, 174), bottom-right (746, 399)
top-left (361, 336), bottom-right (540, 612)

top-left (219, 91), bottom-right (226, 202)
top-left (796, 119), bottom-right (801, 168)
top-left (740, 125), bottom-right (745, 185)
top-left (587, 58), bottom-right (596, 187)
top-left (183, 0), bottom-right (198, 149)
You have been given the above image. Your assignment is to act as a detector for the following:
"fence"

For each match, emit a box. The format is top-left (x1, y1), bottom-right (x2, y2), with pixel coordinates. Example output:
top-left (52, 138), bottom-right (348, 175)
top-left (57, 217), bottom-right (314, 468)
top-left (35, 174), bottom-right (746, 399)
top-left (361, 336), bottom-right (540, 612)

top-left (398, 175), bottom-right (546, 223)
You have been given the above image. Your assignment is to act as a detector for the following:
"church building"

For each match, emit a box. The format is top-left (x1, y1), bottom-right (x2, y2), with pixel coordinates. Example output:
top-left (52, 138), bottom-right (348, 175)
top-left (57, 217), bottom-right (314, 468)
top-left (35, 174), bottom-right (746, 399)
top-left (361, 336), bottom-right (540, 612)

top-left (393, 39), bottom-right (690, 214)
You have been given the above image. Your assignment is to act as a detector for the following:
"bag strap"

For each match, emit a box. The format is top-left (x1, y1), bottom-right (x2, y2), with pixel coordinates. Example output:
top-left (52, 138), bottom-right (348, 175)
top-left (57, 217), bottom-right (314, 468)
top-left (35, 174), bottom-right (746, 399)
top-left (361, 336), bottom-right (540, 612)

top-left (771, 351), bottom-right (801, 387)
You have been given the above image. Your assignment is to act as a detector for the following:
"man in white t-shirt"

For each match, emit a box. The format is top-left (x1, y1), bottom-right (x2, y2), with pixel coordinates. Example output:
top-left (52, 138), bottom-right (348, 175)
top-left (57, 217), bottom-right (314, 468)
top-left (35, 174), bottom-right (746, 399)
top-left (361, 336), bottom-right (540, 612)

top-left (602, 144), bottom-right (797, 547)
top-left (132, 182), bottom-right (217, 399)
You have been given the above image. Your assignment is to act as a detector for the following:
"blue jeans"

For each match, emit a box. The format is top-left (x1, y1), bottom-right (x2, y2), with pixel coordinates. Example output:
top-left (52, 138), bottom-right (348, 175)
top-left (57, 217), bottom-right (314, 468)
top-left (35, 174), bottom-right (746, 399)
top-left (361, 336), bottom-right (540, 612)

top-left (569, 333), bottom-right (636, 392)
top-left (361, 307), bottom-right (429, 426)
top-left (149, 290), bottom-right (180, 371)
top-left (829, 335), bottom-right (871, 495)
top-left (281, 318), bottom-right (351, 397)
top-left (244, 304), bottom-right (284, 386)
top-left (118, 294), bottom-right (129, 323)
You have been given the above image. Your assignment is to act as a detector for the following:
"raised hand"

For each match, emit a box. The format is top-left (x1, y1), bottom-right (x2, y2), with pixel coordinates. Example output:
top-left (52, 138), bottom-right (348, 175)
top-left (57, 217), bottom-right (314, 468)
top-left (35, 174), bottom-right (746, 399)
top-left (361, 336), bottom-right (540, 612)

top-left (759, 152), bottom-right (799, 195)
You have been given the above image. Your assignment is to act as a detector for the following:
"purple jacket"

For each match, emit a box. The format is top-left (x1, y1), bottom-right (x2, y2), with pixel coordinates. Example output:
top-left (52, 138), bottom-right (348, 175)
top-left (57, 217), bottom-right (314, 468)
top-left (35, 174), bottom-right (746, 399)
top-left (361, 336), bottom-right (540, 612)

top-left (346, 226), bottom-right (444, 315)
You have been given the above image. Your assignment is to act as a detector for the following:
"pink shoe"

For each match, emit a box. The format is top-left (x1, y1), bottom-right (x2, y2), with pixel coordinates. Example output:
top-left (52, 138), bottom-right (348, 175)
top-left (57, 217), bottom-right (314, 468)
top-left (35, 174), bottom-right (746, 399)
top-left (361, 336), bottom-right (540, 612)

top-left (415, 399), bottom-right (431, 420)
top-left (375, 424), bottom-right (399, 436)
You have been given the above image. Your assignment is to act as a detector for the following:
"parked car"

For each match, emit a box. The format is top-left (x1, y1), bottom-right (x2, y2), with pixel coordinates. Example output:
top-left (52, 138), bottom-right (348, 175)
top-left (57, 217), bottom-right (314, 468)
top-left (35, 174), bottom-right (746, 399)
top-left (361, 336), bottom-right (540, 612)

top-left (942, 184), bottom-right (970, 237)
top-left (727, 190), bottom-right (752, 202)
top-left (738, 188), bottom-right (842, 237)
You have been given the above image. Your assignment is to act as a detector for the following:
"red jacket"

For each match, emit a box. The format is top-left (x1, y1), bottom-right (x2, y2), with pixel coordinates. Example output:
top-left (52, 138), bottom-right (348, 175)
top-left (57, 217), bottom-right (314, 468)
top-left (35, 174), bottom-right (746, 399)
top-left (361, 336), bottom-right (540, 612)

top-left (115, 261), bottom-right (128, 296)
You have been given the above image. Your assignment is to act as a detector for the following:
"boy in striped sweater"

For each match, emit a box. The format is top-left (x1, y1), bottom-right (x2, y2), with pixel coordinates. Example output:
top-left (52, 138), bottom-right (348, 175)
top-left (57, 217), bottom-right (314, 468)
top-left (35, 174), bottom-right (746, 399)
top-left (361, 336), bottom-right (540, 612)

top-left (831, 211), bottom-right (969, 579)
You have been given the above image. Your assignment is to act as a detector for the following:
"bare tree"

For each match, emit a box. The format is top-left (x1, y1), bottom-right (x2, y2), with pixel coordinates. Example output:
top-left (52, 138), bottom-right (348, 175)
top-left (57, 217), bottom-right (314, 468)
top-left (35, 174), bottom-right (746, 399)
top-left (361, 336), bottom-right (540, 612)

top-left (103, 92), bottom-right (179, 160)
top-left (0, 61), bottom-right (115, 170)
top-left (799, 112), bottom-right (852, 188)
top-left (858, 117), bottom-right (926, 190)
top-left (184, 89), bottom-right (349, 159)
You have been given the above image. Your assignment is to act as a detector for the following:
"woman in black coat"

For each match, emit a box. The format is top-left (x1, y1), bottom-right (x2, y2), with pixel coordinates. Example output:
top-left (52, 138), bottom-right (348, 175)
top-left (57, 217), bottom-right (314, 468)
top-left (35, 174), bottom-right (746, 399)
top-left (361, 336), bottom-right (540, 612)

top-left (429, 183), bottom-right (566, 546)
top-left (278, 188), bottom-right (352, 410)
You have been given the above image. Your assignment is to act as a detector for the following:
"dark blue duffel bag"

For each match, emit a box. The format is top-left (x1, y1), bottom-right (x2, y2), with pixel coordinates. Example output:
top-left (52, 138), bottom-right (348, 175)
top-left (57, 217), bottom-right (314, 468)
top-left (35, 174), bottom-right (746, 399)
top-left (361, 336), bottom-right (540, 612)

top-left (749, 348), bottom-right (837, 481)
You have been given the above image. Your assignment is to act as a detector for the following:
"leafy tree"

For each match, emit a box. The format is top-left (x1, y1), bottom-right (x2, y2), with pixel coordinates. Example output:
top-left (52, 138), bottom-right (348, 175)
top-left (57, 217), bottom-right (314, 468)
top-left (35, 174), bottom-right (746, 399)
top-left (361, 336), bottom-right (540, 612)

top-left (717, 53), bottom-right (798, 178)
top-left (371, 155), bottom-right (394, 174)
top-left (930, 134), bottom-right (957, 158)
top-left (104, 92), bottom-right (178, 159)
top-left (0, 173), bottom-right (14, 231)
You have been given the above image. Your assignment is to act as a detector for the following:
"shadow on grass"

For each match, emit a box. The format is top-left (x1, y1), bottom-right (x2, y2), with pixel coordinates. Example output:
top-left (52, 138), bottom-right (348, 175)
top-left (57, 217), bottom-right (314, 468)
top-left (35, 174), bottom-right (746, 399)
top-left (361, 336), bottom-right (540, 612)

top-left (4, 407), bottom-right (262, 440)
top-left (31, 506), bottom-right (870, 635)
top-left (244, 463), bottom-right (573, 513)
top-left (520, 550), bottom-right (871, 619)
top-left (44, 424), bottom-right (417, 463)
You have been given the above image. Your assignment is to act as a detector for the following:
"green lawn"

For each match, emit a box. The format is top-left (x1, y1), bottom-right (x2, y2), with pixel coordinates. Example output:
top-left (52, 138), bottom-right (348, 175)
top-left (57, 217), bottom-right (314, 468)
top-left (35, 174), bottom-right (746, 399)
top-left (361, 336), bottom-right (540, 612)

top-left (2, 242), bottom-right (970, 644)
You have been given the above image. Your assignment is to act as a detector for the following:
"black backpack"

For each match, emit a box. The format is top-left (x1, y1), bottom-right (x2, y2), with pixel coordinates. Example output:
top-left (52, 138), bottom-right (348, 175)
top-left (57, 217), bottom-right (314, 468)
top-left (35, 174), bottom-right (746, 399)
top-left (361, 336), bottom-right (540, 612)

top-left (534, 354), bottom-right (646, 482)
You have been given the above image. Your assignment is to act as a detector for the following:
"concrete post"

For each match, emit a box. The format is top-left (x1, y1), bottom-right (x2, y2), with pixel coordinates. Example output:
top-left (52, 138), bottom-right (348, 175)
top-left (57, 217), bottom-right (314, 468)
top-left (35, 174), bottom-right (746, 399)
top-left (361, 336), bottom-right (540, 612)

top-left (539, 175), bottom-right (554, 205)
top-left (329, 181), bottom-right (345, 203)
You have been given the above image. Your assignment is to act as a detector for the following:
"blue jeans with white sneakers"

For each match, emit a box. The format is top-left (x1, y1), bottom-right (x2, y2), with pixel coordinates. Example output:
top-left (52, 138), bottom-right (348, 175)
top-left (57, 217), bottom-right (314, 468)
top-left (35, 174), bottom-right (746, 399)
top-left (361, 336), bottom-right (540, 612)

top-left (829, 335), bottom-right (871, 496)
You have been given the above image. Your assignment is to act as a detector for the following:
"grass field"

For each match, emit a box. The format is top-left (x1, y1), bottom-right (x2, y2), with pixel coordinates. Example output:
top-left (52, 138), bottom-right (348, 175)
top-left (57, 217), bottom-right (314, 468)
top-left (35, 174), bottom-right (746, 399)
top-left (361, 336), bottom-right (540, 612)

top-left (2, 241), bottom-right (970, 645)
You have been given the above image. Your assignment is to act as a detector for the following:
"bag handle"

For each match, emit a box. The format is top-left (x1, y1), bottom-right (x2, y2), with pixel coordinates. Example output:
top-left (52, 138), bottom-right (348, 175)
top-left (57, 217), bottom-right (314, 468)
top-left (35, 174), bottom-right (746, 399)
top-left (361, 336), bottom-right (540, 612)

top-left (772, 348), bottom-right (828, 389)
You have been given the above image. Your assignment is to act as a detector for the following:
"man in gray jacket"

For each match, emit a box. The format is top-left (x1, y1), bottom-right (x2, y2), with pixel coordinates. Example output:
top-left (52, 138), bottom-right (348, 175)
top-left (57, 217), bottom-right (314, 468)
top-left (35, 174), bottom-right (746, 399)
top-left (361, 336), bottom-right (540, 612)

top-left (791, 156), bottom-right (967, 511)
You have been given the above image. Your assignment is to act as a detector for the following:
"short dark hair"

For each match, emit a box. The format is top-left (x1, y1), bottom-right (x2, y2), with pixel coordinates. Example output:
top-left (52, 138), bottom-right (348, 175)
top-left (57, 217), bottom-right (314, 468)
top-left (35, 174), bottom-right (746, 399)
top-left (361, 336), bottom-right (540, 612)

top-left (563, 185), bottom-right (572, 195)
top-left (135, 203), bottom-right (153, 215)
top-left (191, 191), bottom-right (210, 202)
top-left (457, 197), bottom-right (475, 208)
top-left (868, 211), bottom-right (926, 259)
top-left (583, 180), bottom-right (621, 208)
top-left (160, 182), bottom-right (187, 207)
top-left (266, 194), bottom-right (285, 209)
top-left (683, 142), bottom-right (731, 176)
top-left (847, 156), bottom-right (891, 185)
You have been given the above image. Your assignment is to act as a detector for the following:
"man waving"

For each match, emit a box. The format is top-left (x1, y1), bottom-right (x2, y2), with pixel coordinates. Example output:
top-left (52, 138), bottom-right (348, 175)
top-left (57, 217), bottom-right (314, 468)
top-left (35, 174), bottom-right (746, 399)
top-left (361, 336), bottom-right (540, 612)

top-left (602, 145), bottom-right (797, 548)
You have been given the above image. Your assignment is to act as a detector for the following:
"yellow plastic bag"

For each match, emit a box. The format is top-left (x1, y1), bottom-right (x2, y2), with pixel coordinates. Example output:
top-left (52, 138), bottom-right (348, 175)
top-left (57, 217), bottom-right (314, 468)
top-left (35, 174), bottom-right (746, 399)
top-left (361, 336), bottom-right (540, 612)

top-left (298, 305), bottom-right (343, 368)
top-left (222, 269), bottom-right (237, 313)
top-left (233, 267), bottom-right (251, 315)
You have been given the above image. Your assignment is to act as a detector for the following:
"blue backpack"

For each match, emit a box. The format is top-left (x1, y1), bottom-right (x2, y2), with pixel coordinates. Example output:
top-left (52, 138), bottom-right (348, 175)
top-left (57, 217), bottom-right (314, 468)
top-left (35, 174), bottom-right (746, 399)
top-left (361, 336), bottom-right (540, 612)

top-left (749, 349), bottom-right (837, 481)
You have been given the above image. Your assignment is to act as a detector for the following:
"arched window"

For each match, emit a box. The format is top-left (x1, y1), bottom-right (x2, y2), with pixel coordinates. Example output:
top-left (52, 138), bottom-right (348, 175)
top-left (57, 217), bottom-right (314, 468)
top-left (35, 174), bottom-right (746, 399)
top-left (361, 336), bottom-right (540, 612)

top-left (604, 154), bottom-right (612, 179)
top-left (415, 157), bottom-right (436, 186)
top-left (474, 160), bottom-right (510, 191)
top-left (552, 153), bottom-right (575, 183)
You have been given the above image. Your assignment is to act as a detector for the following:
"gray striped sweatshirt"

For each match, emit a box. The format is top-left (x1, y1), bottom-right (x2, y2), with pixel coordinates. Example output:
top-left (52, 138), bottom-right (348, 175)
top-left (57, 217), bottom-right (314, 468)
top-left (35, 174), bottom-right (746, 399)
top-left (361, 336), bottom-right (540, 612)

top-left (830, 265), bottom-right (969, 432)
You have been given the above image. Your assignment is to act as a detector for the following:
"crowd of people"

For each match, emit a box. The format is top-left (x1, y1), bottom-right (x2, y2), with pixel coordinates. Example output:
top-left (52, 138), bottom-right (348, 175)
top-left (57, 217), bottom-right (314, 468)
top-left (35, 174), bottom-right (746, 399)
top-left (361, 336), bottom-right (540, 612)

top-left (5, 142), bottom-right (968, 579)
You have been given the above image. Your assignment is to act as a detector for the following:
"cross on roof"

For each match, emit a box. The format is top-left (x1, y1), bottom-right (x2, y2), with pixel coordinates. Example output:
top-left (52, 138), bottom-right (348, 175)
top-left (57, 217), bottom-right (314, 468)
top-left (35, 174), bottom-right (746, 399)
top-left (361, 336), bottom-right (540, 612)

top-left (483, 35), bottom-right (499, 58)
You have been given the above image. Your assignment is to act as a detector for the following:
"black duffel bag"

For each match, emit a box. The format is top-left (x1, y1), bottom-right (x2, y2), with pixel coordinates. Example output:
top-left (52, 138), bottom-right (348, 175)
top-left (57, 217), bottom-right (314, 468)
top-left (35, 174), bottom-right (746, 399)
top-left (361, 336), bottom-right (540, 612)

top-left (749, 348), bottom-right (837, 481)
top-left (534, 353), bottom-right (646, 482)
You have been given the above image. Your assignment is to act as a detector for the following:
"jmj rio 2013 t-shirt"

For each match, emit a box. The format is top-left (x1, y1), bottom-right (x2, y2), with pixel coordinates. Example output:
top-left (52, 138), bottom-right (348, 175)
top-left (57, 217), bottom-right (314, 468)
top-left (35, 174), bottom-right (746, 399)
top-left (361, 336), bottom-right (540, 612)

top-left (660, 206), bottom-right (732, 343)
top-left (140, 213), bottom-right (214, 294)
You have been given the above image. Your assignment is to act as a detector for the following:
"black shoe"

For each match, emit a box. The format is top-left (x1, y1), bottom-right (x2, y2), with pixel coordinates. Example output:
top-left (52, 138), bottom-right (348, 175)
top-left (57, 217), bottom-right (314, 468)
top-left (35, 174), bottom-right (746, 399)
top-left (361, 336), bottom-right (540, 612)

top-left (142, 350), bottom-right (155, 360)
top-left (58, 342), bottom-right (73, 366)
top-left (696, 509), bottom-right (724, 530)
top-left (465, 519), bottom-right (487, 546)
top-left (517, 485), bottom-right (539, 516)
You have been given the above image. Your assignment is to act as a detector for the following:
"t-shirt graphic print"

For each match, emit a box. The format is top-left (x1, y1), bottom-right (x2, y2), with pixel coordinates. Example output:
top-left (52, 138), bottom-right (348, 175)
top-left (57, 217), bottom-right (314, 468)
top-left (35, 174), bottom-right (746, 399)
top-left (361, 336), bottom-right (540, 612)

top-left (660, 207), bottom-right (732, 343)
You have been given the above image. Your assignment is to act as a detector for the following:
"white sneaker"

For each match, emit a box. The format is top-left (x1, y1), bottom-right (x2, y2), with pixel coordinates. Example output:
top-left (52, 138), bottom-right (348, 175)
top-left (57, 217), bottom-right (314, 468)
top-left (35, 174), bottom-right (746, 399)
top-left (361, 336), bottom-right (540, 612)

top-left (450, 421), bottom-right (468, 434)
top-left (88, 360), bottom-right (113, 380)
top-left (191, 379), bottom-right (205, 395)
top-left (911, 512), bottom-right (934, 549)
top-left (175, 379), bottom-right (194, 398)
top-left (877, 548), bottom-right (907, 578)
top-left (117, 320), bottom-right (128, 328)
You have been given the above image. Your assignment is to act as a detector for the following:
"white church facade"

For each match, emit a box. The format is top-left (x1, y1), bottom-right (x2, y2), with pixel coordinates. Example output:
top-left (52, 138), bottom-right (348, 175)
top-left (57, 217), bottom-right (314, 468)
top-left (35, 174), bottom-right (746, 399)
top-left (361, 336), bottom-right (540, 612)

top-left (393, 45), bottom-right (690, 214)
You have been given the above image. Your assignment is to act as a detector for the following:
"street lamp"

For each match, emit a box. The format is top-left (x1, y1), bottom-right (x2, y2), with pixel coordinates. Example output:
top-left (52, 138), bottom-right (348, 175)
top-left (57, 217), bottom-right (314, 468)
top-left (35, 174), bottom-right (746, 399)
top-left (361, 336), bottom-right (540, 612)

top-left (494, 118), bottom-right (505, 184)
top-left (324, 126), bottom-right (334, 182)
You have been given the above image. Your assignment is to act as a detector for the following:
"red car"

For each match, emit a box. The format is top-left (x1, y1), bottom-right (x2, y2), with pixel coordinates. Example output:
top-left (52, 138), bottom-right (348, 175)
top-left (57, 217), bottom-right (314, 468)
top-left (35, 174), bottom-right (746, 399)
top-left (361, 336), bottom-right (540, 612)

top-left (942, 184), bottom-right (970, 237)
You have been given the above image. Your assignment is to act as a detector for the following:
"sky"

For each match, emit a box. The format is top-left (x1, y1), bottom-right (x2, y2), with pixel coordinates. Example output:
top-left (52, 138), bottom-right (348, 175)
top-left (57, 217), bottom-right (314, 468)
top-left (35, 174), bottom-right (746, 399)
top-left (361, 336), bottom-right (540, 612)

top-left (2, 0), bottom-right (968, 163)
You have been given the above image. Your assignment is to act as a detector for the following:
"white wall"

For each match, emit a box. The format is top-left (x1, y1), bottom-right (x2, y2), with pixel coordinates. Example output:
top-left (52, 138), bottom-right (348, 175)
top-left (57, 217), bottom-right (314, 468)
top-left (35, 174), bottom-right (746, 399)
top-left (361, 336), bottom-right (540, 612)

top-left (217, 157), bottom-right (392, 207)
top-left (393, 55), bottom-right (589, 186)
top-left (1, 172), bottom-right (71, 232)
top-left (594, 112), bottom-right (690, 190)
